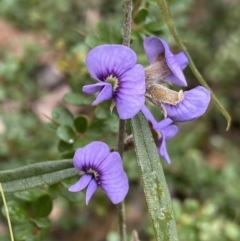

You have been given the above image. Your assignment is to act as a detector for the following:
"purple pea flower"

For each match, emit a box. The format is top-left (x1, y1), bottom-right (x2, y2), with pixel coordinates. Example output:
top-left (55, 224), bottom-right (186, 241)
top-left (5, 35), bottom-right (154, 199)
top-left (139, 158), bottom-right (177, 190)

top-left (82, 45), bottom-right (145, 119)
top-left (163, 86), bottom-right (211, 122)
top-left (141, 105), bottom-right (178, 163)
top-left (68, 141), bottom-right (129, 204)
top-left (144, 36), bottom-right (189, 86)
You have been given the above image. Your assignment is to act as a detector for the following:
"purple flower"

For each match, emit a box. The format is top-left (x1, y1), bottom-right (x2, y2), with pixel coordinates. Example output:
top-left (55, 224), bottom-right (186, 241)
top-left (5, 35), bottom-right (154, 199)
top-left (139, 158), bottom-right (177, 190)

top-left (144, 36), bottom-right (189, 86)
top-left (82, 45), bottom-right (145, 119)
top-left (141, 106), bottom-right (178, 163)
top-left (68, 141), bottom-right (129, 204)
top-left (163, 86), bottom-right (211, 122)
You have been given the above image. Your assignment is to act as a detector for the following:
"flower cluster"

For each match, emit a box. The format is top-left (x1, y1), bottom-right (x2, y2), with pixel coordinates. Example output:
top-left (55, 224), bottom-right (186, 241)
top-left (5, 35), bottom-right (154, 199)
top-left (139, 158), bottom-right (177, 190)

top-left (68, 36), bottom-right (211, 204)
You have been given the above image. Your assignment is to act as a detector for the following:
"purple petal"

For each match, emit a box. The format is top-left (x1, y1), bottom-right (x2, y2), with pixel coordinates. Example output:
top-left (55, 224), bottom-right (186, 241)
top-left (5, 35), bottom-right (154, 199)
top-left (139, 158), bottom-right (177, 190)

top-left (115, 94), bottom-right (145, 119)
top-left (86, 179), bottom-right (98, 205)
top-left (86, 45), bottom-right (137, 81)
top-left (98, 152), bottom-right (124, 177)
top-left (160, 125), bottom-right (178, 140)
top-left (73, 141), bottom-right (110, 171)
top-left (174, 52), bottom-right (189, 70)
top-left (141, 105), bottom-right (158, 127)
top-left (143, 37), bottom-right (188, 86)
top-left (101, 171), bottom-right (129, 204)
top-left (92, 83), bottom-right (113, 105)
top-left (154, 118), bottom-right (173, 131)
top-left (68, 174), bottom-right (92, 192)
top-left (119, 64), bottom-right (145, 92)
top-left (144, 37), bottom-right (165, 63)
top-left (163, 86), bottom-right (211, 122)
top-left (158, 134), bottom-right (171, 164)
top-left (82, 82), bottom-right (106, 94)
top-left (114, 64), bottom-right (145, 119)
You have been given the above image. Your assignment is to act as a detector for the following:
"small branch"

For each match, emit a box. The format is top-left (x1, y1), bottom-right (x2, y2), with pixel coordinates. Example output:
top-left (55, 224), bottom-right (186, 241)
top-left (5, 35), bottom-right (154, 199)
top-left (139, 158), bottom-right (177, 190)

top-left (117, 1), bottom-right (133, 241)
top-left (122, 0), bottom-right (133, 47)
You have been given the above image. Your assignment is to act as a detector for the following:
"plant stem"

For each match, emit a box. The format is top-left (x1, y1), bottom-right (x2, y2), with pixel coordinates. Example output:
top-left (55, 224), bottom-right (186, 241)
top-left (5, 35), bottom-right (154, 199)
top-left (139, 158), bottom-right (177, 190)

top-left (156, 0), bottom-right (231, 130)
top-left (122, 0), bottom-right (133, 47)
top-left (0, 183), bottom-right (15, 241)
top-left (117, 0), bottom-right (133, 241)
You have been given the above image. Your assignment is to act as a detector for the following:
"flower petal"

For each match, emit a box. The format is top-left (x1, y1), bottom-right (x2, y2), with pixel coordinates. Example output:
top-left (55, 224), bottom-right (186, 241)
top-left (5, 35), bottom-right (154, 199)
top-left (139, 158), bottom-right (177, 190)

top-left (86, 45), bottom-right (137, 81)
top-left (158, 134), bottom-right (172, 164)
top-left (174, 52), bottom-right (189, 70)
top-left (141, 105), bottom-right (158, 127)
top-left (144, 37), bottom-right (165, 63)
top-left (73, 141), bottom-right (110, 171)
top-left (82, 82), bottom-right (106, 94)
top-left (114, 64), bottom-right (145, 119)
top-left (154, 118), bottom-right (173, 131)
top-left (92, 83), bottom-right (113, 105)
top-left (98, 152), bottom-right (124, 174)
top-left (101, 171), bottom-right (129, 204)
top-left (86, 179), bottom-right (98, 205)
top-left (68, 174), bottom-right (92, 192)
top-left (144, 37), bottom-right (188, 86)
top-left (160, 125), bottom-right (178, 141)
top-left (163, 86), bottom-right (211, 122)
top-left (115, 93), bottom-right (145, 119)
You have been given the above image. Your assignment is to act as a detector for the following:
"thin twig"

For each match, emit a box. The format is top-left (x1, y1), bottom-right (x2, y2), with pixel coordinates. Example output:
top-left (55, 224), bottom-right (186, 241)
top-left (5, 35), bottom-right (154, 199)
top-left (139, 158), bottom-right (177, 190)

top-left (0, 183), bottom-right (15, 241)
top-left (117, 0), bottom-right (133, 241)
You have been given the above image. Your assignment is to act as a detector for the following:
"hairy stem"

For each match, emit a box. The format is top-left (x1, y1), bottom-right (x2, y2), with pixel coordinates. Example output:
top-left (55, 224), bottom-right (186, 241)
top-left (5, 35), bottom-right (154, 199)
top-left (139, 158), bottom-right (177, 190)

top-left (117, 0), bottom-right (133, 241)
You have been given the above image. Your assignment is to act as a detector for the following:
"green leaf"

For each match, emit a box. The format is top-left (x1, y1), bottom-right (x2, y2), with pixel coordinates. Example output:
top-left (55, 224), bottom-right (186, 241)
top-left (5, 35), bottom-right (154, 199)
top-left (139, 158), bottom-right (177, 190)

top-left (58, 140), bottom-right (73, 152)
top-left (85, 35), bottom-right (103, 48)
top-left (97, 21), bottom-right (111, 42)
top-left (63, 92), bottom-right (92, 106)
top-left (52, 107), bottom-right (74, 126)
top-left (73, 139), bottom-right (90, 150)
top-left (14, 223), bottom-right (34, 240)
top-left (110, 25), bottom-right (122, 43)
top-left (33, 194), bottom-right (53, 217)
top-left (74, 115), bottom-right (88, 133)
top-left (2, 200), bottom-right (29, 224)
top-left (95, 105), bottom-right (108, 119)
top-left (143, 21), bottom-right (163, 32)
top-left (1, 168), bottom-right (80, 194)
top-left (14, 189), bottom-right (45, 202)
top-left (105, 114), bottom-right (119, 133)
top-left (134, 8), bottom-right (148, 24)
top-left (32, 218), bottom-right (51, 229)
top-left (57, 125), bottom-right (75, 143)
top-left (130, 112), bottom-right (178, 241)
top-left (0, 159), bottom-right (73, 182)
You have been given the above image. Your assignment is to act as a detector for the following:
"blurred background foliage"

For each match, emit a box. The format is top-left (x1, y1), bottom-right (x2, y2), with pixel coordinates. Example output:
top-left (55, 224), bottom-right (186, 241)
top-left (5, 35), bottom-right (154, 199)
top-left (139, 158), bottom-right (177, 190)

top-left (0, 0), bottom-right (240, 240)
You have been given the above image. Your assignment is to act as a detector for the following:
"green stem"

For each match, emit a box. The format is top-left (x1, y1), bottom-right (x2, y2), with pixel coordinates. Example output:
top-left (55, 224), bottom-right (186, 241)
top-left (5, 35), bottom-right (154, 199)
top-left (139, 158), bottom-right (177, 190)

top-left (117, 0), bottom-right (133, 240)
top-left (117, 119), bottom-right (127, 241)
top-left (156, 0), bottom-right (231, 130)
top-left (0, 183), bottom-right (15, 241)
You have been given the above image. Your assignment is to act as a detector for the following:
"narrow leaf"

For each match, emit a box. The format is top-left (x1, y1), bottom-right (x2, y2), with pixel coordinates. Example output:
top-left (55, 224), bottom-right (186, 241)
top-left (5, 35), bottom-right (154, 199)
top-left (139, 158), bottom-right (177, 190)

top-left (0, 159), bottom-right (73, 182)
top-left (131, 112), bottom-right (178, 241)
top-left (1, 168), bottom-right (80, 194)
